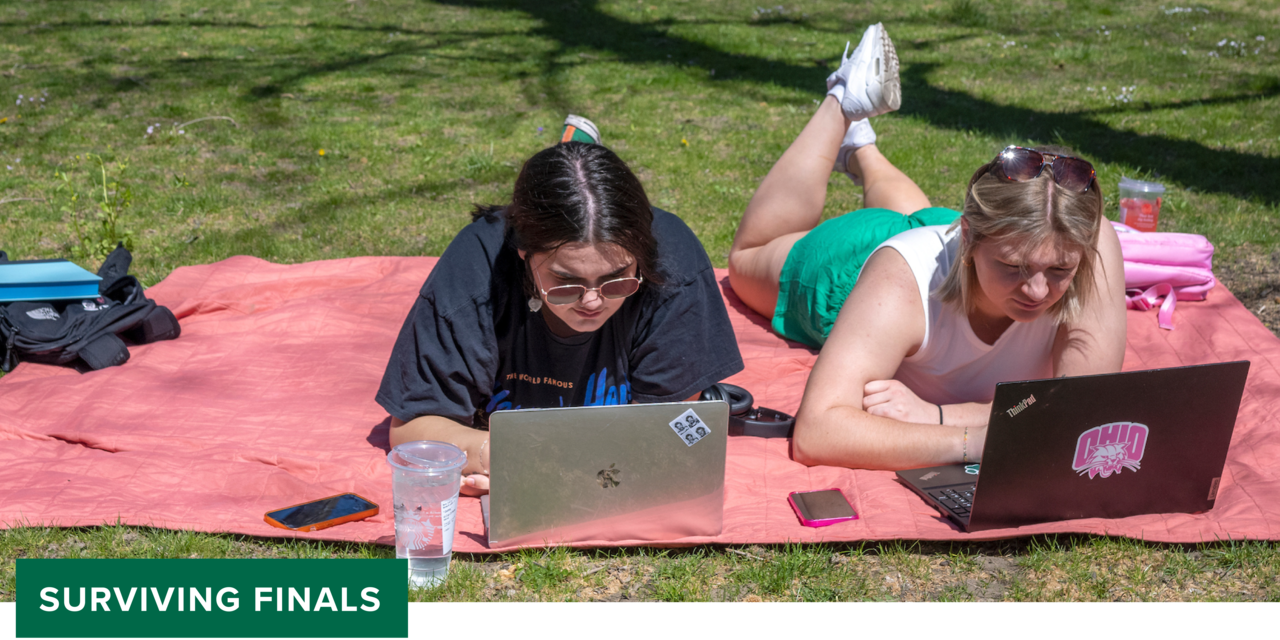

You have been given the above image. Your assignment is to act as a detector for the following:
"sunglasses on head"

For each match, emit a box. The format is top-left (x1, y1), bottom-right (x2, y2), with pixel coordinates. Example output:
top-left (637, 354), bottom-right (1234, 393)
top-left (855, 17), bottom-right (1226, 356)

top-left (991, 146), bottom-right (1096, 192)
top-left (533, 269), bottom-right (644, 306)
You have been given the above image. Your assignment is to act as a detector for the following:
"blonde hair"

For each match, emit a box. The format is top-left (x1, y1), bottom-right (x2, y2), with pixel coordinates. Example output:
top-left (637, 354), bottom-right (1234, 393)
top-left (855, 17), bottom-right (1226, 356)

top-left (936, 146), bottom-right (1104, 324)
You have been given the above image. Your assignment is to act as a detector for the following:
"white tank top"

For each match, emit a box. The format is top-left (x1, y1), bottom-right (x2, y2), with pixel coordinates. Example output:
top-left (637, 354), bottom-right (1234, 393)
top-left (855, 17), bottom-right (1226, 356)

top-left (868, 226), bottom-right (1058, 406)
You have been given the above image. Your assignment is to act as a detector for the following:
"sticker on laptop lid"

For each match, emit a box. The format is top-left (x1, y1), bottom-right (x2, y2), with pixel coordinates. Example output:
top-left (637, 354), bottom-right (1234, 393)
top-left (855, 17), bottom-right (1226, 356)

top-left (1072, 421), bottom-right (1148, 479)
top-left (669, 408), bottom-right (709, 447)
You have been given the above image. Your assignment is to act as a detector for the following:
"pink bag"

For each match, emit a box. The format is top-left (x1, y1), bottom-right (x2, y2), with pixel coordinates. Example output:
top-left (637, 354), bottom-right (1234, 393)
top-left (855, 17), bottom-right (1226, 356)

top-left (1111, 221), bottom-right (1215, 330)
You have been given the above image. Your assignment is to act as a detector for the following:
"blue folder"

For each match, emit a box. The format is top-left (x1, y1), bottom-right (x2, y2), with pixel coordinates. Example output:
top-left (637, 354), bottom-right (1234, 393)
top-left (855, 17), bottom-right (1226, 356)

top-left (0, 259), bottom-right (103, 302)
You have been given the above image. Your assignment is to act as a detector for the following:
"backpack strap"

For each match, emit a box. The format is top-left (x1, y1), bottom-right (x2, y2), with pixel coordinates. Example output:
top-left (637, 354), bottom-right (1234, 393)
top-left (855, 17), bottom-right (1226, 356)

top-left (124, 305), bottom-right (181, 344)
top-left (0, 313), bottom-right (16, 373)
top-left (1126, 284), bottom-right (1177, 330)
top-left (97, 243), bottom-right (133, 293)
top-left (78, 332), bottom-right (130, 370)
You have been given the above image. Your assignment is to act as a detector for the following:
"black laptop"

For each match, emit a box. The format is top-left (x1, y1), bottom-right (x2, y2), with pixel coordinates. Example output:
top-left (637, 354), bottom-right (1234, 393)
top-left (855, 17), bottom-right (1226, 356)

top-left (896, 361), bottom-right (1250, 532)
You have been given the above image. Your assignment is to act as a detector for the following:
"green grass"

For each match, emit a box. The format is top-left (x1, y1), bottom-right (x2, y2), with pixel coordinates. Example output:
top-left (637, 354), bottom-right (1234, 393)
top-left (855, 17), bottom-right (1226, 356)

top-left (2, 0), bottom-right (1279, 602)
top-left (7, 528), bottom-right (1280, 602)
top-left (3, 0), bottom-right (1278, 282)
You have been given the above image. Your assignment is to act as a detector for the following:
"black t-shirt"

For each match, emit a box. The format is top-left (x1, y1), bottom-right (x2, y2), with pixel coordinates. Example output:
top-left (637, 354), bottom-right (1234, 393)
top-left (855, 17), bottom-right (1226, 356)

top-left (376, 207), bottom-right (744, 428)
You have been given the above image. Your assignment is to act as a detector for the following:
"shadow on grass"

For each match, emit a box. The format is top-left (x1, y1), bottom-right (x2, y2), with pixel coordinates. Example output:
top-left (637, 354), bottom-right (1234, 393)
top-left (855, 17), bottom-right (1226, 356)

top-left (900, 62), bottom-right (1280, 205)
top-left (7, 1), bottom-right (1280, 207)
top-left (435, 0), bottom-right (1280, 205)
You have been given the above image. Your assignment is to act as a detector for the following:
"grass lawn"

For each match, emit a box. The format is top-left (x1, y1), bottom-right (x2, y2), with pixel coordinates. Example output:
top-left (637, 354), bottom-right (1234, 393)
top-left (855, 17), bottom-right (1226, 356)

top-left (2, 0), bottom-right (1279, 602)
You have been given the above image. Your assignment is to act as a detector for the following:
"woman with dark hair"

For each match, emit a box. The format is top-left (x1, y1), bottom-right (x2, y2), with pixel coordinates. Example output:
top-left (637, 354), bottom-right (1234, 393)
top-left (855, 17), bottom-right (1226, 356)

top-left (378, 117), bottom-right (744, 495)
top-left (728, 25), bottom-right (1127, 471)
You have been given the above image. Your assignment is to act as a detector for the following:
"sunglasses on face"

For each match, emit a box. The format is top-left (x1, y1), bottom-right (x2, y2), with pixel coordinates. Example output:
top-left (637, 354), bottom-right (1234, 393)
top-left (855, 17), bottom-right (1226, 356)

top-left (991, 146), bottom-right (1096, 192)
top-left (534, 269), bottom-right (644, 306)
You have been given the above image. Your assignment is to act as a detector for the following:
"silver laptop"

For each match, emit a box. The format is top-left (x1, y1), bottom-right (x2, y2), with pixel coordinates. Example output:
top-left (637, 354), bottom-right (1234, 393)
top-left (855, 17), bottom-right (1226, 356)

top-left (482, 400), bottom-right (729, 547)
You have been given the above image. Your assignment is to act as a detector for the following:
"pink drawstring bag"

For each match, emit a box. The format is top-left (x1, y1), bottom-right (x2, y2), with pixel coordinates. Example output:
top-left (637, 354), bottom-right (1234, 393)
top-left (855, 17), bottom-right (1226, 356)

top-left (1111, 221), bottom-right (1216, 330)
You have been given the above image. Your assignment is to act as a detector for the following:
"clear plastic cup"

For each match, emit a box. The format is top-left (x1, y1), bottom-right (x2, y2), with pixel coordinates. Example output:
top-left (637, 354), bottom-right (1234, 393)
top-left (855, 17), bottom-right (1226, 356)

top-left (1118, 176), bottom-right (1166, 232)
top-left (386, 441), bottom-right (466, 588)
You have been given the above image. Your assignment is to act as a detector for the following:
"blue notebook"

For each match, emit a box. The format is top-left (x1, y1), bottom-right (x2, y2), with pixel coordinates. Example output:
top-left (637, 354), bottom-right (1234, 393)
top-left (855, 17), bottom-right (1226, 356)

top-left (0, 259), bottom-right (103, 302)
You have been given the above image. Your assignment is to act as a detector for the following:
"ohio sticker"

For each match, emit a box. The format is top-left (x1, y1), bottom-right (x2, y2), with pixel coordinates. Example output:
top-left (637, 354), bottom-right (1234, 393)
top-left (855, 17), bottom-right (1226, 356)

top-left (1072, 421), bottom-right (1149, 479)
top-left (668, 409), bottom-right (709, 447)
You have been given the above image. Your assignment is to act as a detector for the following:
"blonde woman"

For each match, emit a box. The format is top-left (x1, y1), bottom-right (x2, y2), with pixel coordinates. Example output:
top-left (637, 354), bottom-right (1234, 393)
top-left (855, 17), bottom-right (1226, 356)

top-left (727, 24), bottom-right (1127, 471)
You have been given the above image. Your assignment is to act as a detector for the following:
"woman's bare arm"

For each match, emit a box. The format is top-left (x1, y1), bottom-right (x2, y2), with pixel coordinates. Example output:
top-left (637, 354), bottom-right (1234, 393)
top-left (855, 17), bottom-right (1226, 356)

top-left (1052, 218), bottom-right (1127, 377)
top-left (792, 249), bottom-right (983, 470)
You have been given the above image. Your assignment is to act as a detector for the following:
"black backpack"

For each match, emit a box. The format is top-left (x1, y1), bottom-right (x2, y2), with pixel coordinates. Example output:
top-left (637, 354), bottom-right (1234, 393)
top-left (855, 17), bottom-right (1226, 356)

top-left (0, 245), bottom-right (181, 373)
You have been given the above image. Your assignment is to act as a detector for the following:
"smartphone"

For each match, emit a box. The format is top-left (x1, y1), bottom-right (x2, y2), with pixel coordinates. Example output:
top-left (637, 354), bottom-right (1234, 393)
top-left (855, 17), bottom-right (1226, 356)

top-left (264, 493), bottom-right (379, 532)
top-left (788, 489), bottom-right (858, 527)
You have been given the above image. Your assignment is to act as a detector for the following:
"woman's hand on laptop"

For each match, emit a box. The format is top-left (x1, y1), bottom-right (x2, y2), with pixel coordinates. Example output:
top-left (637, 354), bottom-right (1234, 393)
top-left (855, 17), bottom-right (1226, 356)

top-left (461, 473), bottom-right (489, 496)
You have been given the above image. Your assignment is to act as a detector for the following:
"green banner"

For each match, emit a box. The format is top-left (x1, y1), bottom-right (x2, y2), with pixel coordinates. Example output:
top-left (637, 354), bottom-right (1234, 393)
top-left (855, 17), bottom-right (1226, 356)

top-left (16, 559), bottom-right (407, 638)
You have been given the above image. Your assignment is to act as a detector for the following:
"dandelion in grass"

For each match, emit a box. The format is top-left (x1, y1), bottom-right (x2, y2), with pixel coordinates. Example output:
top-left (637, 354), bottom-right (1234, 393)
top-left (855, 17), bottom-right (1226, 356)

top-left (681, 138), bottom-right (689, 147)
top-left (318, 149), bottom-right (326, 156)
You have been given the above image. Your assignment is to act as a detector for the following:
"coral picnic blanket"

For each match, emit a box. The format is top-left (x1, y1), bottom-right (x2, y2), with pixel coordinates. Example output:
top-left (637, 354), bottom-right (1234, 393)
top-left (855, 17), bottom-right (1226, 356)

top-left (1, 256), bottom-right (1278, 551)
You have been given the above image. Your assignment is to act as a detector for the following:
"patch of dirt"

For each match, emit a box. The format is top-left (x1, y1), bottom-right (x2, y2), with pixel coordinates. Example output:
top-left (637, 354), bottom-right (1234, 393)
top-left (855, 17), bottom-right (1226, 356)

top-left (1213, 244), bottom-right (1280, 336)
top-left (975, 555), bottom-right (1017, 577)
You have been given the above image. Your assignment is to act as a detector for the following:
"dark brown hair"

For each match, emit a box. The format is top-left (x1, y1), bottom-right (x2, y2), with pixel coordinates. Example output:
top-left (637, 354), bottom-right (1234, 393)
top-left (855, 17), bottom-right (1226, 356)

top-left (474, 142), bottom-right (661, 296)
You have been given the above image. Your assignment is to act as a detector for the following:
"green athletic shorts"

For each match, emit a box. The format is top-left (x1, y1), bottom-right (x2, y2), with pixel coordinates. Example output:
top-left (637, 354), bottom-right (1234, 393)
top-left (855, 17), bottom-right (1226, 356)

top-left (772, 207), bottom-right (961, 349)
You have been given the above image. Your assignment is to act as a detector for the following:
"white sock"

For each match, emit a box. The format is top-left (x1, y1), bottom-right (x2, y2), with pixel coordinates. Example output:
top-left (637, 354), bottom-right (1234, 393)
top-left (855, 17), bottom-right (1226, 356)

top-left (842, 118), bottom-right (876, 149)
top-left (826, 83), bottom-right (846, 104)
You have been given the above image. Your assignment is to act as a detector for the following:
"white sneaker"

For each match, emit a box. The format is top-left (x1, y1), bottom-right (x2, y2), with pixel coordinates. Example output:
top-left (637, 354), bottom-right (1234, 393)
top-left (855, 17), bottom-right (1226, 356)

top-left (826, 23), bottom-right (900, 121)
top-left (833, 119), bottom-right (876, 185)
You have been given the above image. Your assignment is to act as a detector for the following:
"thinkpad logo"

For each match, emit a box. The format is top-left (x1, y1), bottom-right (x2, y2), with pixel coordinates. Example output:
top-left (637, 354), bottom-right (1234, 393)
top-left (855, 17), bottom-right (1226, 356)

top-left (26, 308), bottom-right (60, 321)
top-left (1005, 394), bottom-right (1036, 417)
top-left (919, 471), bottom-right (940, 481)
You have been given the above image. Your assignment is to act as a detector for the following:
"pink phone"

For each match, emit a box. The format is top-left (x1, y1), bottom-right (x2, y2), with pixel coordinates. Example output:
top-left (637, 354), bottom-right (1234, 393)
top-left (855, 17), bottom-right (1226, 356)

top-left (788, 489), bottom-right (858, 527)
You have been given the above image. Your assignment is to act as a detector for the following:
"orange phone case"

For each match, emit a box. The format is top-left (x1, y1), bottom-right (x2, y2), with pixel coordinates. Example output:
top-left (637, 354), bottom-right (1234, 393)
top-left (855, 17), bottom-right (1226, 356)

top-left (263, 493), bottom-right (380, 532)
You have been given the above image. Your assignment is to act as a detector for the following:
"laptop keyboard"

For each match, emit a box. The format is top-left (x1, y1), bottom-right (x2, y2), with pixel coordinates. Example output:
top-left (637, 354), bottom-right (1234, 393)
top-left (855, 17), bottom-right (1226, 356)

top-left (928, 485), bottom-right (976, 518)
